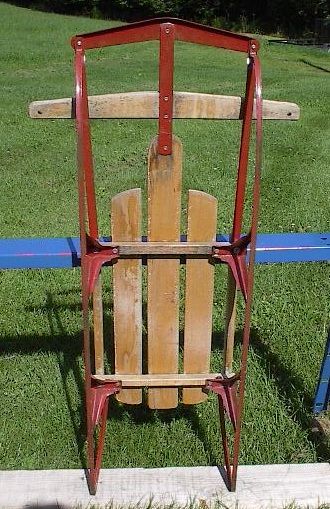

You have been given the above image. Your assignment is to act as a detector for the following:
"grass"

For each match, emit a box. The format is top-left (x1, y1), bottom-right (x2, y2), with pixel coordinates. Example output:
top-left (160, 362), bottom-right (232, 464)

top-left (0, 0), bottom-right (330, 479)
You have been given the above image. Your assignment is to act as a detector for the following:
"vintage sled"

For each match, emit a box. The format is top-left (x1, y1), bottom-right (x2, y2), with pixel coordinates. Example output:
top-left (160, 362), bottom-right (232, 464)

top-left (29, 18), bottom-right (299, 495)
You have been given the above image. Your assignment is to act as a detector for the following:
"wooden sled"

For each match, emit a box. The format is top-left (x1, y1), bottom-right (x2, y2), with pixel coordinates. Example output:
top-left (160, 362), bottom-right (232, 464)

top-left (29, 18), bottom-right (299, 495)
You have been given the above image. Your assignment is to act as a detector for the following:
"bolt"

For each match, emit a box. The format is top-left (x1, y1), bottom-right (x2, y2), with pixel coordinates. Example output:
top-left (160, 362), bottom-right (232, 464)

top-left (251, 43), bottom-right (256, 49)
top-left (77, 40), bottom-right (82, 46)
top-left (165, 28), bottom-right (170, 34)
top-left (164, 114), bottom-right (169, 119)
top-left (112, 248), bottom-right (118, 254)
top-left (213, 248), bottom-right (219, 255)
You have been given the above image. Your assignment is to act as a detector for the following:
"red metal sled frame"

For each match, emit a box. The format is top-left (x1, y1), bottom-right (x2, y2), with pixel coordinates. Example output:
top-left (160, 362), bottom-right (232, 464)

top-left (72, 18), bottom-right (262, 494)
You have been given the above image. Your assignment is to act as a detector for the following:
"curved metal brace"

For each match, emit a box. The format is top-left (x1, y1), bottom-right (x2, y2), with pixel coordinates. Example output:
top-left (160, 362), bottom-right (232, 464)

top-left (86, 382), bottom-right (121, 495)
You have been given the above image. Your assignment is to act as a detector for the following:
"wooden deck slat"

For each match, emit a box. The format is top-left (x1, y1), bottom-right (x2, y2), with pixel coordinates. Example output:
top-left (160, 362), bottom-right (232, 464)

top-left (183, 191), bottom-right (217, 404)
top-left (29, 91), bottom-right (300, 120)
top-left (147, 136), bottom-right (182, 409)
top-left (112, 189), bottom-right (142, 404)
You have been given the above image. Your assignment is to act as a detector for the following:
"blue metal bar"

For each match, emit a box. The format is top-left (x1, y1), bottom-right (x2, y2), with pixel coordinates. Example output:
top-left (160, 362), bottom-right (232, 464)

top-left (0, 232), bottom-right (329, 270)
top-left (313, 330), bottom-right (330, 414)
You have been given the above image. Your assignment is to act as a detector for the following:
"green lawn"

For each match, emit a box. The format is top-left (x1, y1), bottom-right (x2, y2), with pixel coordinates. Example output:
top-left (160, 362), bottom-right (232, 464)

top-left (0, 2), bottom-right (329, 473)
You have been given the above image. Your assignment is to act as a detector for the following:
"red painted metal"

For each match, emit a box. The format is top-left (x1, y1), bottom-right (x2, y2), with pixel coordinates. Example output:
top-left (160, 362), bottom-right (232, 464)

top-left (174, 22), bottom-right (254, 52)
top-left (158, 23), bottom-right (175, 155)
top-left (231, 55), bottom-right (256, 242)
top-left (71, 18), bottom-right (258, 53)
top-left (91, 383), bottom-right (121, 427)
top-left (87, 382), bottom-right (121, 494)
top-left (72, 17), bottom-right (262, 495)
top-left (230, 53), bottom-right (263, 491)
top-left (84, 247), bottom-right (119, 295)
top-left (75, 48), bottom-right (98, 239)
top-left (207, 375), bottom-right (239, 429)
top-left (212, 234), bottom-right (251, 301)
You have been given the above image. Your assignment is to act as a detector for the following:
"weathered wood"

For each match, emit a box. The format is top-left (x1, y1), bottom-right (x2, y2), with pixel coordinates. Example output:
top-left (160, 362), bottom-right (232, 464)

top-left (92, 373), bottom-right (222, 386)
top-left (92, 275), bottom-right (104, 375)
top-left (112, 189), bottom-right (142, 404)
top-left (1, 464), bottom-right (330, 508)
top-left (183, 191), bottom-right (217, 404)
top-left (98, 240), bottom-right (230, 255)
top-left (147, 136), bottom-right (182, 409)
top-left (29, 91), bottom-right (300, 120)
top-left (223, 270), bottom-right (237, 375)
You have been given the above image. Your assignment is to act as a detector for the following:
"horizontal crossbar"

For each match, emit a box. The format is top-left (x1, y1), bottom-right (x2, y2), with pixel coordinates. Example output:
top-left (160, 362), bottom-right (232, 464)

top-left (98, 240), bottom-right (230, 255)
top-left (29, 91), bottom-right (299, 121)
top-left (92, 373), bottom-right (223, 387)
top-left (0, 233), bottom-right (329, 269)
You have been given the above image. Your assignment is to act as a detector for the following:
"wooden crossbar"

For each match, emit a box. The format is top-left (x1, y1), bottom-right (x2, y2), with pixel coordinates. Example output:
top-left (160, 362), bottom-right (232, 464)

top-left (98, 240), bottom-right (230, 255)
top-left (29, 91), bottom-right (300, 120)
top-left (92, 373), bottom-right (223, 386)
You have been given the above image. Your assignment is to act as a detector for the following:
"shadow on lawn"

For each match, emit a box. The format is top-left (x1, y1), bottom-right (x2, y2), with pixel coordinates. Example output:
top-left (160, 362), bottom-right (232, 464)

top-left (300, 58), bottom-right (330, 74)
top-left (3, 291), bottom-right (329, 467)
top-left (249, 327), bottom-right (330, 462)
top-left (45, 292), bottom-right (86, 468)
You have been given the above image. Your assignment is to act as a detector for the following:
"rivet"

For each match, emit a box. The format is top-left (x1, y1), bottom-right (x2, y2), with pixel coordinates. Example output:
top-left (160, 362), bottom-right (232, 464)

top-left (251, 43), bottom-right (256, 49)
top-left (214, 248), bottom-right (219, 255)
top-left (163, 145), bottom-right (168, 151)
top-left (77, 40), bottom-right (82, 46)
top-left (164, 114), bottom-right (169, 119)
top-left (164, 96), bottom-right (169, 102)
top-left (165, 28), bottom-right (170, 34)
top-left (112, 248), bottom-right (118, 254)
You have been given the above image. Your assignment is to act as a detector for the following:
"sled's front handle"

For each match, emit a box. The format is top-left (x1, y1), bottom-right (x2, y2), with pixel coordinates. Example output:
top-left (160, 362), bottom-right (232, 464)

top-left (71, 17), bottom-right (258, 53)
top-left (72, 18), bottom-right (259, 156)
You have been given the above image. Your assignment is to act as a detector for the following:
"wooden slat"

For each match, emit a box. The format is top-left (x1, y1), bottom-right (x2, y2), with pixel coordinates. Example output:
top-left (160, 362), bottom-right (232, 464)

top-left (112, 189), bottom-right (142, 404)
top-left (29, 91), bottom-right (300, 120)
top-left (223, 270), bottom-right (237, 375)
top-left (183, 191), bottom-right (217, 404)
top-left (92, 373), bottom-right (222, 386)
top-left (93, 275), bottom-right (104, 375)
top-left (147, 136), bottom-right (182, 409)
top-left (98, 240), bottom-right (230, 255)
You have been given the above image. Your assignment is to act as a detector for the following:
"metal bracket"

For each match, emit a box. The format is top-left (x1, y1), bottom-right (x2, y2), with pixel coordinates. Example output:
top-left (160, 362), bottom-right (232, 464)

top-left (206, 376), bottom-right (239, 430)
top-left (84, 249), bottom-right (119, 296)
top-left (91, 382), bottom-right (121, 427)
top-left (212, 236), bottom-right (250, 301)
top-left (83, 236), bottom-right (119, 295)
